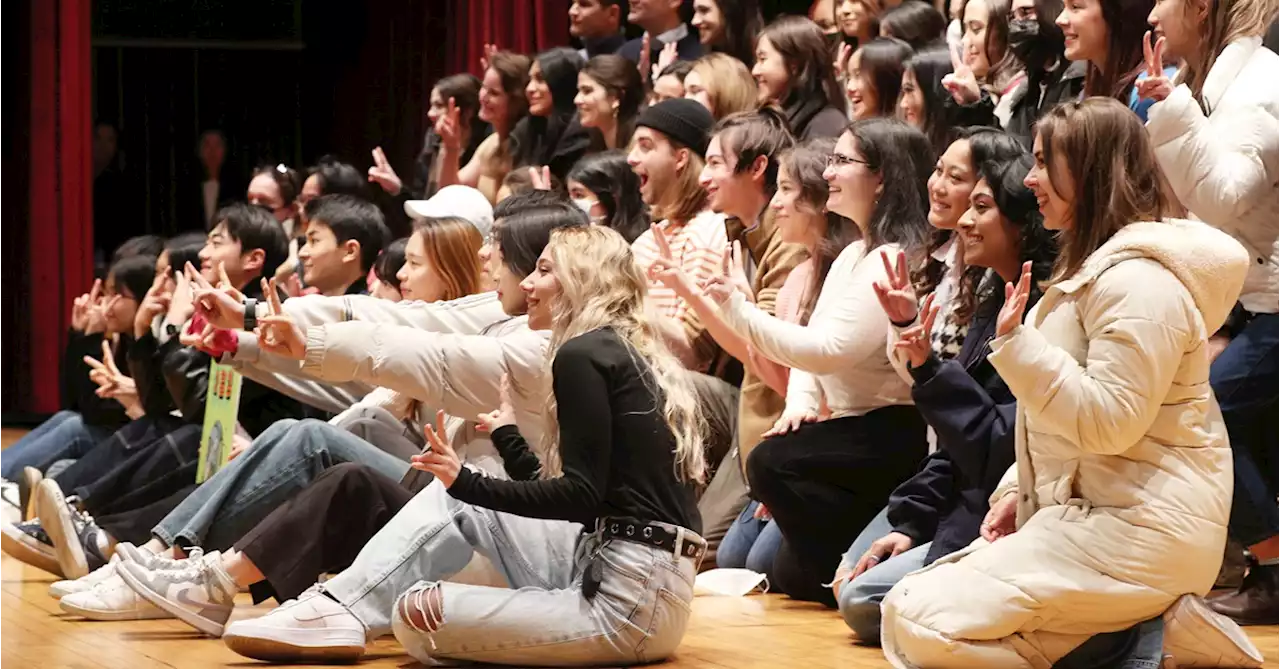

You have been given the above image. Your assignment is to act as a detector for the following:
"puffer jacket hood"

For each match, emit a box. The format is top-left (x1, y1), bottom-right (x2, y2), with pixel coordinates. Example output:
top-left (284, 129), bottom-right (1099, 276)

top-left (1057, 218), bottom-right (1250, 333)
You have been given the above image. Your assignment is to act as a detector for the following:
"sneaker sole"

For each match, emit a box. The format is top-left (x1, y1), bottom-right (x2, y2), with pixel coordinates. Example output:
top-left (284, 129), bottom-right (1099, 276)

top-left (59, 596), bottom-right (174, 621)
top-left (37, 480), bottom-right (88, 580)
top-left (21, 468), bottom-right (41, 522)
top-left (49, 581), bottom-right (88, 599)
top-left (1166, 594), bottom-right (1265, 667)
top-left (223, 634), bottom-right (364, 664)
top-left (0, 530), bottom-right (64, 577)
top-left (116, 563), bottom-right (227, 637)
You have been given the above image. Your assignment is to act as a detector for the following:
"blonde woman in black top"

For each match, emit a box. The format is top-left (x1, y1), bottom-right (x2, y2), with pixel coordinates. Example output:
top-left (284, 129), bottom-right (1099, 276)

top-left (396, 225), bottom-right (710, 666)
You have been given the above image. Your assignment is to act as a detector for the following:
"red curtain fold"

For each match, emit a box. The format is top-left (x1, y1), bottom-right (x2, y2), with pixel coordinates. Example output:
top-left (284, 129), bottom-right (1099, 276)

top-left (446, 0), bottom-right (572, 76)
top-left (24, 0), bottom-right (93, 414)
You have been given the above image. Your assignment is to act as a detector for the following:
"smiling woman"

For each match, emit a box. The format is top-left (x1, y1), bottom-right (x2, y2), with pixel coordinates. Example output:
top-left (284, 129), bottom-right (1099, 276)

top-left (397, 217), bottom-right (485, 303)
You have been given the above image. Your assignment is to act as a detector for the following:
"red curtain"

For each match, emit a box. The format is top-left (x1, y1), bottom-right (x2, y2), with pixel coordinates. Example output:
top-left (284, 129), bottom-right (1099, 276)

top-left (446, 0), bottom-right (572, 76)
top-left (23, 0), bottom-right (94, 414)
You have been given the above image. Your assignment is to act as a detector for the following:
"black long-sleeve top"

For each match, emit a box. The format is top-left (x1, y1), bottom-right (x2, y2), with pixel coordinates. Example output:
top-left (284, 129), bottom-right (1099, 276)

top-left (60, 330), bottom-right (132, 430)
top-left (449, 327), bottom-right (702, 533)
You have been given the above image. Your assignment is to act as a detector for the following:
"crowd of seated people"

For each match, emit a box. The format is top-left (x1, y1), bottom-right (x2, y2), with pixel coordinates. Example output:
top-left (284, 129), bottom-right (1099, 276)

top-left (3, 0), bottom-right (1278, 666)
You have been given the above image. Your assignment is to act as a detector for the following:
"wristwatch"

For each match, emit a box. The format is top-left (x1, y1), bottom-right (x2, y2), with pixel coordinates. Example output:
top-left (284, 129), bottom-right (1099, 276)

top-left (243, 298), bottom-right (258, 330)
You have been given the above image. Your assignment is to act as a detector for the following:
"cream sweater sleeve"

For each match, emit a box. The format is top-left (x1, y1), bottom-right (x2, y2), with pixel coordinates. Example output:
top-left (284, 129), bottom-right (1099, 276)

top-left (719, 242), bottom-right (894, 375)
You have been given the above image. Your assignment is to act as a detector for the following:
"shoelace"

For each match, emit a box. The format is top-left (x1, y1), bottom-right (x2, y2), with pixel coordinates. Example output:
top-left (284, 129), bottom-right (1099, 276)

top-left (0, 482), bottom-right (21, 510)
top-left (276, 583), bottom-right (325, 611)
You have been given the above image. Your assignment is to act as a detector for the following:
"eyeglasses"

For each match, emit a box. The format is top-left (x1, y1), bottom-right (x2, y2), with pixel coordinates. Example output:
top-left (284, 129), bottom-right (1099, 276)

top-left (826, 153), bottom-right (871, 169)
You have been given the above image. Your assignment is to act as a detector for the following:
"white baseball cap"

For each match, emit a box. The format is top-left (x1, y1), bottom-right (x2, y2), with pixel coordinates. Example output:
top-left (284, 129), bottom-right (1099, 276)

top-left (404, 185), bottom-right (494, 238)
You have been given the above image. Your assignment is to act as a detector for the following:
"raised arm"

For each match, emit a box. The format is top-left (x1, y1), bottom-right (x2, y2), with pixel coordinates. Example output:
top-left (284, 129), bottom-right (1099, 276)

top-left (298, 320), bottom-right (549, 427)
top-left (719, 242), bottom-right (890, 375)
top-left (446, 341), bottom-right (611, 523)
top-left (988, 260), bottom-right (1200, 455)
top-left (1147, 81), bottom-right (1279, 225)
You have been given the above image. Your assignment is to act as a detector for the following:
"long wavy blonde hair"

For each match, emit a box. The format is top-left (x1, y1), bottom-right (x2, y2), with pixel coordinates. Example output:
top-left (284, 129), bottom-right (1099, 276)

top-left (537, 226), bottom-right (708, 483)
top-left (1177, 0), bottom-right (1277, 103)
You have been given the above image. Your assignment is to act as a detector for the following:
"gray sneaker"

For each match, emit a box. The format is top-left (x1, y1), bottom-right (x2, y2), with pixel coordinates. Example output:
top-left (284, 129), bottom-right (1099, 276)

top-left (0, 520), bottom-right (62, 577)
top-left (115, 541), bottom-right (203, 571)
top-left (117, 551), bottom-right (236, 637)
top-left (37, 479), bottom-right (105, 579)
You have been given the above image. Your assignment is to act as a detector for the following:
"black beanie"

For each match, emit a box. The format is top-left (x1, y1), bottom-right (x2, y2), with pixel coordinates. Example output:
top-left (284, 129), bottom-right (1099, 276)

top-left (635, 98), bottom-right (715, 158)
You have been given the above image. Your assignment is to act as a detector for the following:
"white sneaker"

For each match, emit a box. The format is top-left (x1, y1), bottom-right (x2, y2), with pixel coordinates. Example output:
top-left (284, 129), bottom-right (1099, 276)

top-left (115, 541), bottom-right (203, 570)
top-left (117, 551), bottom-right (235, 637)
top-left (59, 571), bottom-right (173, 621)
top-left (223, 587), bottom-right (367, 663)
top-left (50, 556), bottom-right (120, 599)
top-left (1163, 593), bottom-right (1264, 668)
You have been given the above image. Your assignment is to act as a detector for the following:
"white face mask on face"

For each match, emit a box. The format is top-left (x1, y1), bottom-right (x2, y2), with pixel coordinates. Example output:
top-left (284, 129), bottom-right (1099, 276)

top-left (694, 568), bottom-right (770, 597)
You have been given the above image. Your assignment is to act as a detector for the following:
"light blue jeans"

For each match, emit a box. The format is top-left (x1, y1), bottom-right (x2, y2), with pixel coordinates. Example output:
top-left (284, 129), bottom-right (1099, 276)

top-left (836, 506), bottom-right (931, 644)
top-left (1, 411), bottom-right (110, 479)
top-left (323, 476), bottom-right (583, 637)
top-left (151, 419), bottom-right (410, 551)
top-left (717, 500), bottom-right (783, 582)
top-left (391, 513), bottom-right (700, 666)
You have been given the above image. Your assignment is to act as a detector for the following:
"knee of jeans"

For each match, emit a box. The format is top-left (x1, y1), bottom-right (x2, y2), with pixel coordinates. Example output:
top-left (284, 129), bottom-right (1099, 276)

top-left (395, 582), bottom-right (445, 637)
top-left (838, 582), bottom-right (883, 641)
top-left (292, 419), bottom-right (336, 453)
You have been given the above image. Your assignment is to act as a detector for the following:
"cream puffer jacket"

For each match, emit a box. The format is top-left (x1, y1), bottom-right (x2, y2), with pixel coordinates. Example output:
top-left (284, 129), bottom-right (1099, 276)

top-left (1147, 37), bottom-right (1279, 314)
top-left (880, 219), bottom-right (1256, 669)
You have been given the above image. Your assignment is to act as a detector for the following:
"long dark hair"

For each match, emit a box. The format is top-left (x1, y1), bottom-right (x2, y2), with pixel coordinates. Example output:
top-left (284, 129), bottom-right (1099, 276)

top-left (967, 153), bottom-right (1058, 320)
top-left (845, 118), bottom-right (934, 256)
top-left (581, 55), bottom-right (645, 149)
top-left (1025, 0), bottom-right (1069, 85)
top-left (510, 48), bottom-right (589, 178)
top-left (1082, 0), bottom-right (1155, 101)
top-left (419, 74), bottom-right (490, 197)
top-left (1037, 97), bottom-right (1177, 282)
top-left (567, 150), bottom-right (651, 244)
top-left (946, 128), bottom-right (1035, 324)
top-left (855, 37), bottom-right (915, 117)
top-left (880, 1), bottom-right (949, 49)
top-left (711, 0), bottom-right (765, 67)
top-left (904, 47), bottom-right (955, 157)
top-left (781, 137), bottom-right (861, 324)
top-left (758, 16), bottom-right (847, 131)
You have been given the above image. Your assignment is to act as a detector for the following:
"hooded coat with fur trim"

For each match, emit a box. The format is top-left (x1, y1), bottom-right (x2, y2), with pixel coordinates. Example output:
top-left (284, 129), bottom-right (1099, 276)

top-left (878, 219), bottom-right (1256, 668)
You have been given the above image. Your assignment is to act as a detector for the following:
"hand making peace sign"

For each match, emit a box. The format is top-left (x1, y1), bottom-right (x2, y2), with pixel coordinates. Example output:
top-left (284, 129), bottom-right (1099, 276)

top-left (1135, 31), bottom-right (1173, 102)
top-left (893, 293), bottom-right (939, 369)
top-left (412, 410), bottom-right (463, 488)
top-left (995, 261), bottom-right (1033, 338)
top-left (256, 278), bottom-right (308, 360)
top-left (368, 146), bottom-right (403, 196)
top-left (872, 249), bottom-right (920, 325)
top-left (645, 223), bottom-right (699, 298)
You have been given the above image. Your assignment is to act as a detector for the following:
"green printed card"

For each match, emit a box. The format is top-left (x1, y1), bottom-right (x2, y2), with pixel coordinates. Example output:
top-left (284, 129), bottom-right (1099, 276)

top-left (197, 361), bottom-right (243, 483)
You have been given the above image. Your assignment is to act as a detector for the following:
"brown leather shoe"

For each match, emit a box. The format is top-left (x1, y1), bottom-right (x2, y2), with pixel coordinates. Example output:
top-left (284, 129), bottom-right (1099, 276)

top-left (1209, 563), bottom-right (1279, 626)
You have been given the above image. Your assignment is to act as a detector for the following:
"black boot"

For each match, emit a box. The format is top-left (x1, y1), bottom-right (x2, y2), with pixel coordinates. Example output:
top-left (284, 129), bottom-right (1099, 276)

top-left (1209, 559), bottom-right (1279, 626)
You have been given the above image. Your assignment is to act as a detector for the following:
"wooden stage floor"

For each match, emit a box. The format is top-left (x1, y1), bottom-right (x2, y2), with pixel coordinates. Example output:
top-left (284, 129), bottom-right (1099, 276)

top-left (1, 427), bottom-right (1276, 668)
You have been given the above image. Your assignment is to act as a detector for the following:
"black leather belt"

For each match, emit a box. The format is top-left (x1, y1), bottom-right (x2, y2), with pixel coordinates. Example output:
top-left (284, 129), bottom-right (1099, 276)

top-left (598, 517), bottom-right (706, 561)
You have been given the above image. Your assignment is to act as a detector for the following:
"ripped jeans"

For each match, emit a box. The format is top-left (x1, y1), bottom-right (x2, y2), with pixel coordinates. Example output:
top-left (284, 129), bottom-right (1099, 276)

top-left (391, 520), bottom-right (701, 667)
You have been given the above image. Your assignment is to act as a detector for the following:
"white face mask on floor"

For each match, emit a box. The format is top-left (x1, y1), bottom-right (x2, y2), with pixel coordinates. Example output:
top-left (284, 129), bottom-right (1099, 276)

top-left (694, 568), bottom-right (769, 597)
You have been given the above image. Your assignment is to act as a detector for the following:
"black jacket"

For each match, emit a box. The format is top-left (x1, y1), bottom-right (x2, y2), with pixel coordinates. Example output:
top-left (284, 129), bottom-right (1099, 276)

top-left (945, 60), bottom-right (1087, 146)
top-left (884, 285), bottom-right (1028, 564)
top-left (61, 331), bottom-right (133, 430)
top-left (616, 29), bottom-right (703, 65)
top-left (153, 282), bottom-right (307, 437)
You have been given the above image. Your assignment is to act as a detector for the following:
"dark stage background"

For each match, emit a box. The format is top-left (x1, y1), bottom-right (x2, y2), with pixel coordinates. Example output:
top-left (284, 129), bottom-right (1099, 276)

top-left (2, 0), bottom-right (810, 419)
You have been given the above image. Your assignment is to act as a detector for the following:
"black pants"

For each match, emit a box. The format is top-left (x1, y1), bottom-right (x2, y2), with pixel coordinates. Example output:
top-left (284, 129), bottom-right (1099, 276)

top-left (54, 420), bottom-right (204, 545)
top-left (747, 406), bottom-right (927, 607)
top-left (52, 415), bottom-right (184, 494)
top-left (236, 463), bottom-right (414, 604)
